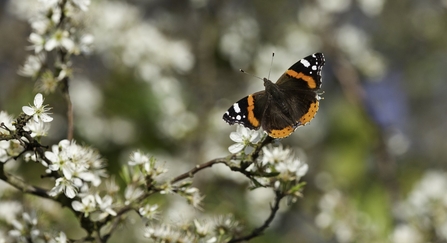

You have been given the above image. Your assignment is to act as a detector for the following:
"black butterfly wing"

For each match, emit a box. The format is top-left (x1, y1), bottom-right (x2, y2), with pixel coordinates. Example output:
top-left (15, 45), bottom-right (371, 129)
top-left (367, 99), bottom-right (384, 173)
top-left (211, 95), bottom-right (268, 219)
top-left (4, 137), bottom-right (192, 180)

top-left (222, 91), bottom-right (267, 130)
top-left (281, 89), bottom-right (319, 127)
top-left (276, 53), bottom-right (324, 91)
top-left (261, 53), bottom-right (324, 138)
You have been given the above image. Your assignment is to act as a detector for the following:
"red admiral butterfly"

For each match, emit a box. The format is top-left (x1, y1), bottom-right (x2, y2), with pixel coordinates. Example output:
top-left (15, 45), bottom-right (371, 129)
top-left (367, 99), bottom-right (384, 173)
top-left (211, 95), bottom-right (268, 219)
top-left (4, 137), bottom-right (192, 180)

top-left (223, 53), bottom-right (325, 138)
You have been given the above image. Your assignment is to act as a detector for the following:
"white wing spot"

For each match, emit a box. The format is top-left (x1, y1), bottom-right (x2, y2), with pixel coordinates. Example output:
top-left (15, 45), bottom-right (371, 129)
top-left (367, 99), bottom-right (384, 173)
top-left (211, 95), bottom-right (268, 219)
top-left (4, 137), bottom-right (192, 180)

top-left (236, 115), bottom-right (241, 120)
top-left (300, 59), bottom-right (310, 67)
top-left (233, 103), bottom-right (241, 113)
top-left (312, 65), bottom-right (317, 70)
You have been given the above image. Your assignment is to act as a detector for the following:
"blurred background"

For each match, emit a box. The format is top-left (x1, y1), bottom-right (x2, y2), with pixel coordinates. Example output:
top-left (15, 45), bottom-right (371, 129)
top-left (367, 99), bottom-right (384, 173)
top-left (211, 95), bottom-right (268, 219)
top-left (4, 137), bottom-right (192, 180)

top-left (1, 0), bottom-right (447, 242)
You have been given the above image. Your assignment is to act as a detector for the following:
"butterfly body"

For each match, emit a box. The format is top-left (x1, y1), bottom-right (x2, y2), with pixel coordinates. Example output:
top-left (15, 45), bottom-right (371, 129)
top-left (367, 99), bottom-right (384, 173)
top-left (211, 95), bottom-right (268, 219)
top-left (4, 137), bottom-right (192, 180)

top-left (223, 53), bottom-right (325, 138)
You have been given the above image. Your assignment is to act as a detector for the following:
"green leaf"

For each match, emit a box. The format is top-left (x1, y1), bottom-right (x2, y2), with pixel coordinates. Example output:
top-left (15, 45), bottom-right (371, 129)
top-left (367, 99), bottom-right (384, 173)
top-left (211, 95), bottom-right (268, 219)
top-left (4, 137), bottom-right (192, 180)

top-left (288, 181), bottom-right (307, 193)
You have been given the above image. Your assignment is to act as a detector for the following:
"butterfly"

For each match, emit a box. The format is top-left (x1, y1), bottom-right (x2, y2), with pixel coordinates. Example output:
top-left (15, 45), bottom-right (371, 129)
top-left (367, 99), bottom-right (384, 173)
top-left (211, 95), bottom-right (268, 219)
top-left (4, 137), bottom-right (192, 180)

top-left (223, 53), bottom-right (325, 138)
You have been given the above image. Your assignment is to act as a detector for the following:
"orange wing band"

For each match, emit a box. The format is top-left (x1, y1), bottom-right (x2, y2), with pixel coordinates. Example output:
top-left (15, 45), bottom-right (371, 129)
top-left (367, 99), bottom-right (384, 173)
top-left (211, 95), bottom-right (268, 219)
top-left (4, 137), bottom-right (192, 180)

top-left (268, 126), bottom-right (294, 138)
top-left (247, 95), bottom-right (260, 127)
top-left (299, 101), bottom-right (319, 125)
top-left (286, 70), bottom-right (317, 89)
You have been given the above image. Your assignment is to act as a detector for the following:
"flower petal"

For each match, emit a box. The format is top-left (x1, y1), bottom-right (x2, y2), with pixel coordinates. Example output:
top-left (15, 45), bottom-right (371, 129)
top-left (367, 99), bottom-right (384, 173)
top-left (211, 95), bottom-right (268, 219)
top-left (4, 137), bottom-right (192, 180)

top-left (229, 132), bottom-right (243, 143)
top-left (34, 93), bottom-right (43, 107)
top-left (40, 113), bottom-right (53, 122)
top-left (65, 185), bottom-right (77, 198)
top-left (45, 39), bottom-right (57, 51)
top-left (22, 106), bottom-right (35, 115)
top-left (228, 143), bottom-right (244, 154)
top-left (71, 201), bottom-right (83, 211)
top-left (296, 163), bottom-right (309, 177)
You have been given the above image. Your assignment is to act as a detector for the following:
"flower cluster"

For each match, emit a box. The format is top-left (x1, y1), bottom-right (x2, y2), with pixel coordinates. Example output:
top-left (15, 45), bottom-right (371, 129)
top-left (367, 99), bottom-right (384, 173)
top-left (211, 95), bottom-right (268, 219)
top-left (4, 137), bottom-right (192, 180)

top-left (18, 0), bottom-right (93, 93)
top-left (71, 193), bottom-right (117, 221)
top-left (124, 151), bottom-right (205, 212)
top-left (0, 112), bottom-right (21, 162)
top-left (0, 93), bottom-right (54, 163)
top-left (6, 211), bottom-right (68, 243)
top-left (261, 145), bottom-right (309, 182)
top-left (228, 125), bottom-right (308, 200)
top-left (144, 215), bottom-right (241, 243)
top-left (123, 151), bottom-right (167, 208)
top-left (315, 189), bottom-right (381, 243)
top-left (392, 170), bottom-right (447, 242)
top-left (256, 144), bottom-right (308, 201)
top-left (44, 139), bottom-right (107, 198)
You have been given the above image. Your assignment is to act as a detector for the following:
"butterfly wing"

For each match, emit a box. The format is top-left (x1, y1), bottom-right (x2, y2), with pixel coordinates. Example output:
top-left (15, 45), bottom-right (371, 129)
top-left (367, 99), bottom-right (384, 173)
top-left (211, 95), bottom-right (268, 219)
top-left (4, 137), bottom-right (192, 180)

top-left (223, 91), bottom-right (267, 130)
top-left (262, 53), bottom-right (324, 138)
top-left (276, 53), bottom-right (324, 91)
top-left (261, 98), bottom-right (297, 138)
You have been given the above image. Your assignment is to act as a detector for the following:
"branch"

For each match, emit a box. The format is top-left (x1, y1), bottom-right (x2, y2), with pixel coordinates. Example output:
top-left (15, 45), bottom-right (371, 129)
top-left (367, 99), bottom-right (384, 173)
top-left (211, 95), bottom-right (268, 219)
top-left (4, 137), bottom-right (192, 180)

top-left (170, 135), bottom-right (274, 185)
top-left (251, 135), bottom-right (274, 161)
top-left (170, 157), bottom-right (229, 184)
top-left (62, 78), bottom-right (74, 140)
top-left (0, 163), bottom-right (51, 199)
top-left (228, 191), bottom-right (284, 243)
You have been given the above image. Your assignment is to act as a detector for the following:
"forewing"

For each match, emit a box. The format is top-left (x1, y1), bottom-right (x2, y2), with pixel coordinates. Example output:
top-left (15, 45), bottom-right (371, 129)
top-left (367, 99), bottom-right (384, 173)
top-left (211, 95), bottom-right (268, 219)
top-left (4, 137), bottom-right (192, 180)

top-left (222, 91), bottom-right (267, 130)
top-left (276, 53), bottom-right (325, 91)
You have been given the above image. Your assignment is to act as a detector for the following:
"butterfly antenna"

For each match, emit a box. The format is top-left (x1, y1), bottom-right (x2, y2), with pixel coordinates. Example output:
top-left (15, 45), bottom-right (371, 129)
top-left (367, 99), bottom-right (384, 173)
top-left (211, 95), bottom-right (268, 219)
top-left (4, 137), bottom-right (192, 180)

top-left (239, 69), bottom-right (263, 81)
top-left (268, 52), bottom-right (275, 80)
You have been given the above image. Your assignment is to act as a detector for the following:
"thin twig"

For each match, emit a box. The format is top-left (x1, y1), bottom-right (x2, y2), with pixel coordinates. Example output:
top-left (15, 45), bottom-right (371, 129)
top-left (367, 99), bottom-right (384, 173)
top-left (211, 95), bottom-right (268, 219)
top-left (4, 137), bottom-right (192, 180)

top-left (170, 157), bottom-right (228, 184)
top-left (63, 82), bottom-right (74, 140)
top-left (251, 135), bottom-right (274, 161)
top-left (100, 213), bottom-right (124, 242)
top-left (228, 191), bottom-right (284, 243)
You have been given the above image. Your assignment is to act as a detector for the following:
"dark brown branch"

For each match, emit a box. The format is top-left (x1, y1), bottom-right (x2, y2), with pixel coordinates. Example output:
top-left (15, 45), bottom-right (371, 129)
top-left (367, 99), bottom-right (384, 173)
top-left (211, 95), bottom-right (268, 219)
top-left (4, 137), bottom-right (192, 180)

top-left (171, 158), bottom-right (228, 184)
top-left (0, 163), bottom-right (51, 199)
top-left (251, 135), bottom-right (274, 161)
top-left (228, 191), bottom-right (284, 243)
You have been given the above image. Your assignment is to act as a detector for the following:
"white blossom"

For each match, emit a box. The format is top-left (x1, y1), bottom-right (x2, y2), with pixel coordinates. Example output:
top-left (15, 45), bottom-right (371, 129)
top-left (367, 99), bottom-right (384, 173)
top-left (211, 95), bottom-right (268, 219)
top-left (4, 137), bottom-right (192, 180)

top-left (8, 212), bottom-right (40, 242)
top-left (28, 33), bottom-right (45, 53)
top-left (0, 140), bottom-right (24, 163)
top-left (194, 219), bottom-right (213, 236)
top-left (72, 195), bottom-right (96, 217)
top-left (124, 185), bottom-right (144, 205)
top-left (228, 125), bottom-right (262, 154)
top-left (275, 157), bottom-right (309, 181)
top-left (261, 144), bottom-right (291, 166)
top-left (144, 224), bottom-right (184, 242)
top-left (18, 54), bottom-right (45, 77)
top-left (24, 119), bottom-right (50, 137)
top-left (49, 177), bottom-right (83, 198)
top-left (128, 151), bottom-right (149, 166)
top-left (22, 93), bottom-right (53, 123)
top-left (95, 194), bottom-right (116, 220)
top-left (54, 231), bottom-right (67, 243)
top-left (45, 30), bottom-right (75, 52)
top-left (139, 204), bottom-right (159, 220)
top-left (184, 187), bottom-right (204, 209)
top-left (45, 139), bottom-right (107, 187)
top-left (0, 111), bottom-right (15, 134)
